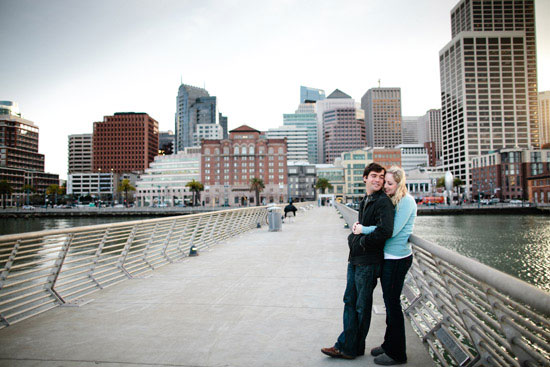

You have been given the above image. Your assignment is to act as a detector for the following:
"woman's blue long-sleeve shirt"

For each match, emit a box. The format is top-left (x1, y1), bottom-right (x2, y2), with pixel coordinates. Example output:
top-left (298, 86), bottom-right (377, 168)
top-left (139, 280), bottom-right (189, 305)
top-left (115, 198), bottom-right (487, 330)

top-left (362, 194), bottom-right (417, 258)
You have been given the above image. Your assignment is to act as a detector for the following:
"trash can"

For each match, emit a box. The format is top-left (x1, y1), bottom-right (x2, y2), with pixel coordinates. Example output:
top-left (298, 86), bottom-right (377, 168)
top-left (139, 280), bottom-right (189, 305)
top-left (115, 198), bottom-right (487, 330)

top-left (267, 206), bottom-right (282, 232)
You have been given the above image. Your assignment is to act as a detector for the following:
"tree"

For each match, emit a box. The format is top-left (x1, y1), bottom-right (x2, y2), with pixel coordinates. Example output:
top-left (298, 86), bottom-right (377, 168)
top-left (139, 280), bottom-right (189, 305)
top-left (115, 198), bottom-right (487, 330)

top-left (315, 177), bottom-right (333, 194)
top-left (249, 177), bottom-right (265, 206)
top-left (453, 178), bottom-right (464, 187)
top-left (21, 184), bottom-right (35, 205)
top-left (436, 177), bottom-right (445, 188)
top-left (0, 180), bottom-right (13, 209)
top-left (46, 184), bottom-right (64, 206)
top-left (185, 180), bottom-right (204, 206)
top-left (117, 179), bottom-right (136, 206)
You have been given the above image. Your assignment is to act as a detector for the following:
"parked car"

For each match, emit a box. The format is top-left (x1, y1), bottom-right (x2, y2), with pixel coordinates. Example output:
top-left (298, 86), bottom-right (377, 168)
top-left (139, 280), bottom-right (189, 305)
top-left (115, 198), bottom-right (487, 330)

top-left (510, 199), bottom-right (523, 205)
top-left (22, 205), bottom-right (35, 210)
top-left (480, 199), bottom-right (490, 205)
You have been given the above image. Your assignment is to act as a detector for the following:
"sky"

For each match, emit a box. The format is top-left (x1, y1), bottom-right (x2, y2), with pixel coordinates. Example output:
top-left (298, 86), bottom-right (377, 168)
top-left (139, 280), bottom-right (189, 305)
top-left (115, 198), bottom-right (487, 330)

top-left (1, 0), bottom-right (549, 179)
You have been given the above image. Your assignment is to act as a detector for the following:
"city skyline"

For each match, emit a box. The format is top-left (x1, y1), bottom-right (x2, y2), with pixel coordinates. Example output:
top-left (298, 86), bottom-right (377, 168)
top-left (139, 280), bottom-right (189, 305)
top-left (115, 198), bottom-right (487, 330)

top-left (1, 0), bottom-right (549, 178)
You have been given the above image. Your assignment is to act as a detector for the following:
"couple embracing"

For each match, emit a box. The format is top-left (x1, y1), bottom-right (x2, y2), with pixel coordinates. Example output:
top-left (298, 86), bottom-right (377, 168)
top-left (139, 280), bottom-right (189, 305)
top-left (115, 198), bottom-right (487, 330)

top-left (322, 163), bottom-right (417, 365)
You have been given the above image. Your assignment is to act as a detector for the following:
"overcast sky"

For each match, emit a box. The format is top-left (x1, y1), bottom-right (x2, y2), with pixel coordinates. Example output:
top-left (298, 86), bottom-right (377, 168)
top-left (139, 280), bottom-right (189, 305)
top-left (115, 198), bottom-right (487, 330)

top-left (1, 0), bottom-right (549, 179)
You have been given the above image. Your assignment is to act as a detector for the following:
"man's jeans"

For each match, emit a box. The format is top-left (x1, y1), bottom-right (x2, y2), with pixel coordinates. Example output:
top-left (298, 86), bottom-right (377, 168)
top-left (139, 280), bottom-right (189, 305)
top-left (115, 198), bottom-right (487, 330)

top-left (335, 262), bottom-right (381, 357)
top-left (380, 255), bottom-right (413, 362)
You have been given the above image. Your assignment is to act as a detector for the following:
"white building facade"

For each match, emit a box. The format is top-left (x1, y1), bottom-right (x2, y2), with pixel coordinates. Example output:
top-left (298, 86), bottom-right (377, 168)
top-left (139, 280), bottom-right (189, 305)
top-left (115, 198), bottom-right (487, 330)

top-left (135, 151), bottom-right (200, 207)
top-left (266, 125), bottom-right (309, 162)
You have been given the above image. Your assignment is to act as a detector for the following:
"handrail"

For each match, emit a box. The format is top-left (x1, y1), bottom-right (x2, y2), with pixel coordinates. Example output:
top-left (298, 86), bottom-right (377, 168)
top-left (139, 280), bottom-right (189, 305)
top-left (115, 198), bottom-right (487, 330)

top-left (335, 202), bottom-right (550, 367)
top-left (0, 202), bottom-right (314, 328)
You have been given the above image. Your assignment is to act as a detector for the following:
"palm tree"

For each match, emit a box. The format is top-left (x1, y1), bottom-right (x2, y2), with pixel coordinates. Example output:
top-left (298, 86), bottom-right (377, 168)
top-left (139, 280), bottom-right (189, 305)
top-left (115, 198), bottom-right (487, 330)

top-left (185, 180), bottom-right (204, 206)
top-left (315, 177), bottom-right (333, 194)
top-left (117, 179), bottom-right (136, 206)
top-left (249, 177), bottom-right (265, 206)
top-left (0, 180), bottom-right (13, 209)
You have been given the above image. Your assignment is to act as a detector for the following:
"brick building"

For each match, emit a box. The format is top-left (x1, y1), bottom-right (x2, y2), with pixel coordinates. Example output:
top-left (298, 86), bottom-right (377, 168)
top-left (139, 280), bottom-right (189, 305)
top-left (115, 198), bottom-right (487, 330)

top-left (371, 148), bottom-right (401, 170)
top-left (201, 125), bottom-right (288, 206)
top-left (93, 112), bottom-right (159, 174)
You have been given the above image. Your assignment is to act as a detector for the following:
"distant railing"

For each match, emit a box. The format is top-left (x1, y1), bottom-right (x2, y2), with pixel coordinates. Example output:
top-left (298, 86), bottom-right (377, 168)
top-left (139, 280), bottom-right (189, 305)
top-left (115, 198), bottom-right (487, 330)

top-left (0, 203), bottom-right (311, 329)
top-left (336, 203), bottom-right (550, 367)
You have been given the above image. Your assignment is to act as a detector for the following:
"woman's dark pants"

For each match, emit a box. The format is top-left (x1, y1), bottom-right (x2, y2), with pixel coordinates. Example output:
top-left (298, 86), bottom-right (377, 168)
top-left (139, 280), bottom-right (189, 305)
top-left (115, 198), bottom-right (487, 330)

top-left (380, 255), bottom-right (413, 363)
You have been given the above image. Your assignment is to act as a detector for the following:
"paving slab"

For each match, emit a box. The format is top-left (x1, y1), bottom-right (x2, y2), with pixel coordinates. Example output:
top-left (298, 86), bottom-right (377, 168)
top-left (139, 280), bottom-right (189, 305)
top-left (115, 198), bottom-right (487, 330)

top-left (0, 206), bottom-right (434, 367)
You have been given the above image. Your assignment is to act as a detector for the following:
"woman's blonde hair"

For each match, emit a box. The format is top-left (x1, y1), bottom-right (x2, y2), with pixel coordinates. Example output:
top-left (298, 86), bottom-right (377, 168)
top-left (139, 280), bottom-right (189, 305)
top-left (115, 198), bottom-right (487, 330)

top-left (386, 166), bottom-right (408, 207)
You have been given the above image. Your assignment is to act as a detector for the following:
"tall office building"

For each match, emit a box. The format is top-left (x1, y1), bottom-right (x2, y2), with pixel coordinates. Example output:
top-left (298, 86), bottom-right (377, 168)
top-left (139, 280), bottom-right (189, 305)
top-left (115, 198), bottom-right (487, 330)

top-left (316, 89), bottom-right (362, 163)
top-left (283, 102), bottom-right (319, 163)
top-left (300, 86), bottom-right (325, 103)
top-left (419, 109), bottom-right (443, 162)
top-left (361, 88), bottom-right (402, 148)
top-left (175, 84), bottom-right (210, 151)
top-left (440, 0), bottom-right (538, 192)
top-left (539, 91), bottom-right (550, 147)
top-left (323, 105), bottom-right (367, 163)
top-left (219, 113), bottom-right (228, 139)
top-left (266, 125), bottom-right (309, 162)
top-left (93, 112), bottom-right (159, 174)
top-left (159, 131), bottom-right (175, 155)
top-left (402, 116), bottom-right (426, 145)
top-left (0, 101), bottom-right (59, 195)
top-left (68, 134), bottom-right (93, 173)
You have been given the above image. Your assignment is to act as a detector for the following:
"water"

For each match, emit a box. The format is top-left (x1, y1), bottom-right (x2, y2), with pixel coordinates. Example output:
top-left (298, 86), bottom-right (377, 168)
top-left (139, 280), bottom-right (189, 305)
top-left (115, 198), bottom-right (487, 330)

top-left (1, 214), bottom-right (549, 292)
top-left (0, 216), bottom-right (158, 236)
top-left (414, 215), bottom-right (550, 292)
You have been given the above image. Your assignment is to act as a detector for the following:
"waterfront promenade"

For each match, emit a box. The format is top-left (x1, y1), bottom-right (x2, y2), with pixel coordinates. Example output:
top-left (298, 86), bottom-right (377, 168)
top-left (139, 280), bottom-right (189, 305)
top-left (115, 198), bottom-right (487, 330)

top-left (0, 206), bottom-right (433, 367)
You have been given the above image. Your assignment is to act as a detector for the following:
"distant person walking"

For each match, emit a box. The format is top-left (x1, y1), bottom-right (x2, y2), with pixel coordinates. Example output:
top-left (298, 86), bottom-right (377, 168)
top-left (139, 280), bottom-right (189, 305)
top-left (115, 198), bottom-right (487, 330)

top-left (321, 163), bottom-right (394, 360)
top-left (353, 166), bottom-right (417, 365)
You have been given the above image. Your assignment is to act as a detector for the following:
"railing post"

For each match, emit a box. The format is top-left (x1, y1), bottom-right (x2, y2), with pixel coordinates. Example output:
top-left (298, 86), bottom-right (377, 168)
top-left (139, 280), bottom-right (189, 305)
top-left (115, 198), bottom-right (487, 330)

top-left (87, 229), bottom-right (110, 289)
top-left (188, 216), bottom-right (203, 253)
top-left (45, 234), bottom-right (74, 304)
top-left (0, 240), bottom-right (21, 326)
top-left (142, 223), bottom-right (159, 270)
top-left (175, 220), bottom-right (190, 258)
top-left (161, 220), bottom-right (177, 263)
top-left (117, 225), bottom-right (138, 278)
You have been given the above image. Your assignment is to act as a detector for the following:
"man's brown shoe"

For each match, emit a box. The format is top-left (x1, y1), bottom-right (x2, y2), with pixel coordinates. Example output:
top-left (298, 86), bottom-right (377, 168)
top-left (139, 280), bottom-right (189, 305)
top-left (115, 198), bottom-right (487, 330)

top-left (321, 347), bottom-right (355, 359)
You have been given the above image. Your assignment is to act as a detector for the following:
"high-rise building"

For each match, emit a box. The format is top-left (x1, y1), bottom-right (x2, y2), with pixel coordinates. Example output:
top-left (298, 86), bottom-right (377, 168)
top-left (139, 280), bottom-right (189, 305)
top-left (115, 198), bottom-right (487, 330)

top-left (440, 0), bottom-right (537, 193)
top-left (175, 84), bottom-right (210, 151)
top-left (362, 88), bottom-right (402, 148)
top-left (193, 123), bottom-right (223, 146)
top-left (539, 91), bottom-right (550, 147)
top-left (68, 134), bottom-right (93, 174)
top-left (370, 148), bottom-right (402, 170)
top-left (219, 113), bottom-right (228, 139)
top-left (0, 101), bottom-right (59, 196)
top-left (283, 102), bottom-right (319, 164)
top-left (93, 112), bottom-right (159, 174)
top-left (266, 125), bottom-right (308, 162)
top-left (159, 131), bottom-right (175, 155)
top-left (402, 116), bottom-right (425, 145)
top-left (300, 86), bottom-right (326, 103)
top-left (201, 125), bottom-right (288, 206)
top-left (317, 89), bottom-right (366, 163)
top-left (419, 109), bottom-right (443, 162)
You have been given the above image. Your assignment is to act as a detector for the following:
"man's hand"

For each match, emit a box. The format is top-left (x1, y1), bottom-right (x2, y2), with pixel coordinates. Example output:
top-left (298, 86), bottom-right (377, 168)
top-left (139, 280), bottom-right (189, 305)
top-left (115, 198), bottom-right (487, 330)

top-left (352, 222), bottom-right (363, 235)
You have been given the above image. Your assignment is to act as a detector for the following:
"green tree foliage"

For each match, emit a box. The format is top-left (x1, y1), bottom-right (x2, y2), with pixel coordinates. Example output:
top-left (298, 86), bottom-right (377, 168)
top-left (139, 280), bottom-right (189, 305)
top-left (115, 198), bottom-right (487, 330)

top-left (249, 177), bottom-right (265, 206)
top-left (117, 179), bottom-right (136, 205)
top-left (315, 177), bottom-right (333, 194)
top-left (185, 180), bottom-right (204, 206)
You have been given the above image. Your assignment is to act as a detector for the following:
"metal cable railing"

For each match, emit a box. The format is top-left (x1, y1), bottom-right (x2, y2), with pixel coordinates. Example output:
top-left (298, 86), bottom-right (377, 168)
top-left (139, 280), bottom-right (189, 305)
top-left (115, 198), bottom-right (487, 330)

top-left (336, 203), bottom-right (550, 367)
top-left (0, 203), bottom-right (312, 328)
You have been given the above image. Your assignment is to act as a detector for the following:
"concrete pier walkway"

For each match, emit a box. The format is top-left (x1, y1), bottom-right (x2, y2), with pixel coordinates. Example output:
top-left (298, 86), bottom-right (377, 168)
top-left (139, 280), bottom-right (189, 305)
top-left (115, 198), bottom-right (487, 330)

top-left (0, 206), bottom-right (433, 367)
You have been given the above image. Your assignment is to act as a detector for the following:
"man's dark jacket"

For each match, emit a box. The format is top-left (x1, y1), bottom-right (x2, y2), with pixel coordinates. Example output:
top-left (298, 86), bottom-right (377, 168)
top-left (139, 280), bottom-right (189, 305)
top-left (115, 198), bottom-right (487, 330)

top-left (347, 190), bottom-right (394, 265)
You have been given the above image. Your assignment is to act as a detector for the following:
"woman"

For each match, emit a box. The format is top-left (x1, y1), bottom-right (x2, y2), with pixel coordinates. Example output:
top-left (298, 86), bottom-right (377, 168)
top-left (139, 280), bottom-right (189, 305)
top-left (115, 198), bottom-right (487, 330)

top-left (352, 166), bottom-right (417, 365)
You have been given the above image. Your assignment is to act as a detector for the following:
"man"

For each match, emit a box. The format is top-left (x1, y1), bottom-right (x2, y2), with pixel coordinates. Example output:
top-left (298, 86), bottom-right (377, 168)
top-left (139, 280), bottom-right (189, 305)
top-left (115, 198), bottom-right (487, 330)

top-left (321, 163), bottom-right (395, 359)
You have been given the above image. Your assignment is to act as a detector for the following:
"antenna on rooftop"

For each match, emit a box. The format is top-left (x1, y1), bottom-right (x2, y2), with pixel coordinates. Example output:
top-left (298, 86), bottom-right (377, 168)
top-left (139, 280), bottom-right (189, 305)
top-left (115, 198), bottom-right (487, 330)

top-left (378, 79), bottom-right (381, 88)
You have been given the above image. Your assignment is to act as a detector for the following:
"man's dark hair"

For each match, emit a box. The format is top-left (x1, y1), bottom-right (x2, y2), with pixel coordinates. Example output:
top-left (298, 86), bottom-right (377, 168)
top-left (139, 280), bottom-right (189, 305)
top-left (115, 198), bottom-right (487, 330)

top-left (363, 162), bottom-right (386, 178)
